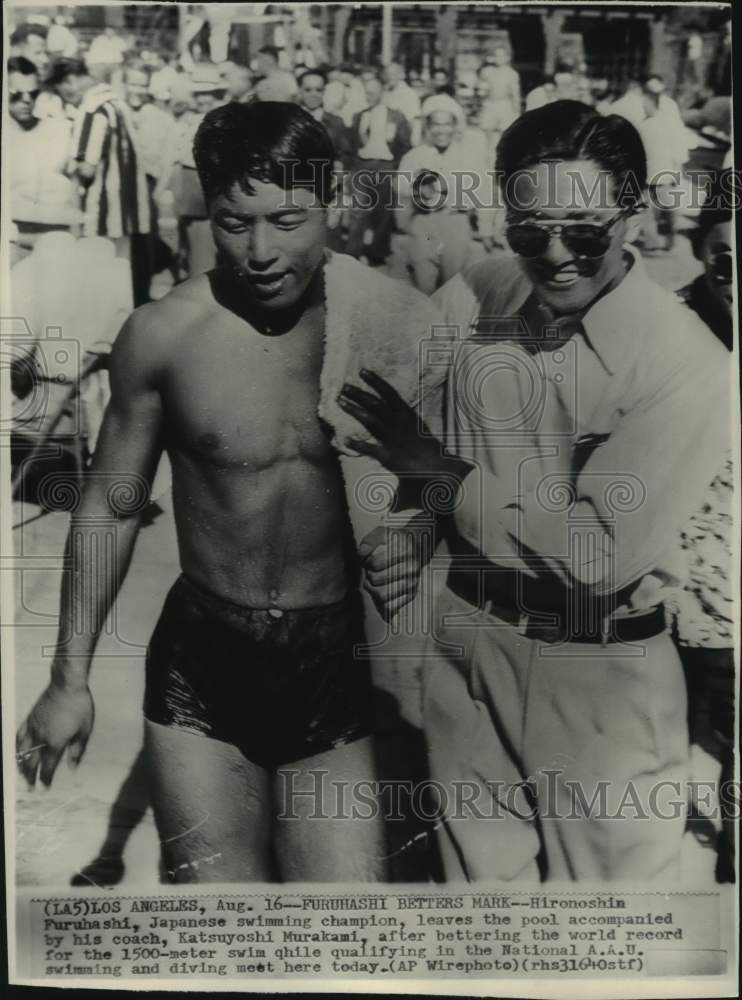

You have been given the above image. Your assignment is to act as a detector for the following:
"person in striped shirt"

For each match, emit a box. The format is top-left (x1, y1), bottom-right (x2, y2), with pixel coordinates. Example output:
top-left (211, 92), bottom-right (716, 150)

top-left (71, 50), bottom-right (150, 298)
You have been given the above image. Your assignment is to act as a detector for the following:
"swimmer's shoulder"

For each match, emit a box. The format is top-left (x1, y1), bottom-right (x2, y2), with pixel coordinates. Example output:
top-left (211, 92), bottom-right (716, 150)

top-left (109, 273), bottom-right (216, 385)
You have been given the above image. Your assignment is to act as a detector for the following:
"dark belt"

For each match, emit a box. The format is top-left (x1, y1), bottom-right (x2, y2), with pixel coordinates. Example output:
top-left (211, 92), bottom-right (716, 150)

top-left (447, 566), bottom-right (666, 646)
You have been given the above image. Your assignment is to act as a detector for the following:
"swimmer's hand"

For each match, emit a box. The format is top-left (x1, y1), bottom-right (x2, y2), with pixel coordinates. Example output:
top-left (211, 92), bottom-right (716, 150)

top-left (16, 681), bottom-right (94, 789)
top-left (359, 523), bottom-right (428, 621)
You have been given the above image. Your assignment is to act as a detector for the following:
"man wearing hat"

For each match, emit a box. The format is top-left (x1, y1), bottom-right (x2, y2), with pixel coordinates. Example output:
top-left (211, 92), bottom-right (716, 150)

top-left (396, 102), bottom-right (490, 292)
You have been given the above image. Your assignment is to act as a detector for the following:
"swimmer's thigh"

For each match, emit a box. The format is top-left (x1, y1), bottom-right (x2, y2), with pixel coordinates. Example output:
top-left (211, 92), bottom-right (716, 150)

top-left (144, 720), bottom-right (275, 882)
top-left (273, 736), bottom-right (385, 882)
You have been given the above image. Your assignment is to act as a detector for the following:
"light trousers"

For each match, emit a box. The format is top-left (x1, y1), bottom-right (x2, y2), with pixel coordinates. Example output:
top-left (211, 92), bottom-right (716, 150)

top-left (422, 586), bottom-right (690, 882)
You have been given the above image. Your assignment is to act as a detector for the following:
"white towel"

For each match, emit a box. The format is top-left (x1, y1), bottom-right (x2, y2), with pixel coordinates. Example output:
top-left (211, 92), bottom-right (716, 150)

top-left (319, 253), bottom-right (450, 726)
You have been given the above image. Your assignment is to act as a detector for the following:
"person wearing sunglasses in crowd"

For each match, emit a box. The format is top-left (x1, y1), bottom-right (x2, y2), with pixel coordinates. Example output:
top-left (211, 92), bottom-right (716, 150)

top-left (7, 55), bottom-right (79, 262)
top-left (672, 169), bottom-right (735, 883)
top-left (338, 100), bottom-right (730, 882)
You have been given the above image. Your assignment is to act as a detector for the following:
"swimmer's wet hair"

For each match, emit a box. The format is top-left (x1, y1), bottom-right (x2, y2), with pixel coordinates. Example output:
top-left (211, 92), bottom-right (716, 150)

top-left (193, 101), bottom-right (335, 205)
top-left (497, 100), bottom-right (647, 210)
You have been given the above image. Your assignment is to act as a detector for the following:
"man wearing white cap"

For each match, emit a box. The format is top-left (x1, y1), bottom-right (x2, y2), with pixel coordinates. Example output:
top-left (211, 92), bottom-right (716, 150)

top-left (396, 103), bottom-right (489, 292)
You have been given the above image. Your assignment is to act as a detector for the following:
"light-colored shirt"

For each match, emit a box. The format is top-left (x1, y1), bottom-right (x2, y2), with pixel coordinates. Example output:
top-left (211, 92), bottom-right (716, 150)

top-left (397, 140), bottom-right (493, 235)
top-left (8, 116), bottom-right (76, 225)
top-left (130, 102), bottom-right (178, 179)
top-left (357, 104), bottom-right (395, 160)
top-left (478, 64), bottom-right (520, 104)
top-left (639, 112), bottom-right (689, 178)
top-left (432, 246), bottom-right (730, 615)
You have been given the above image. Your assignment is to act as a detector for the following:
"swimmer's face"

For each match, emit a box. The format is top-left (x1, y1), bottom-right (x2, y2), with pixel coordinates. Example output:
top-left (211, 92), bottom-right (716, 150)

top-left (211, 178), bottom-right (329, 310)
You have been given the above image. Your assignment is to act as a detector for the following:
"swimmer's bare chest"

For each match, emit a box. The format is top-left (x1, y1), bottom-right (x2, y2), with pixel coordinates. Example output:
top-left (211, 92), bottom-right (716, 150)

top-left (159, 300), bottom-right (352, 607)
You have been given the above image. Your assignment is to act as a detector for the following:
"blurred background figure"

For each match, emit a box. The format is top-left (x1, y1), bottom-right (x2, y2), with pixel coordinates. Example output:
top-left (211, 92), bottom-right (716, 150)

top-left (254, 44), bottom-right (297, 101)
top-left (71, 46), bottom-right (150, 302)
top-left (346, 72), bottom-right (411, 265)
top-left (157, 64), bottom-right (225, 279)
top-left (383, 61), bottom-right (421, 143)
top-left (7, 56), bottom-right (79, 264)
top-left (332, 63), bottom-right (368, 127)
top-left (37, 56), bottom-right (90, 122)
top-left (219, 60), bottom-right (253, 104)
top-left (124, 64), bottom-right (178, 298)
top-left (10, 22), bottom-right (49, 75)
top-left (672, 170), bottom-right (735, 884)
top-left (46, 11), bottom-right (78, 59)
top-left (638, 77), bottom-right (690, 252)
top-left (609, 77), bottom-right (646, 126)
top-left (396, 105), bottom-right (487, 293)
top-left (477, 42), bottom-right (520, 157)
top-left (429, 67), bottom-right (456, 98)
top-left (296, 68), bottom-right (352, 170)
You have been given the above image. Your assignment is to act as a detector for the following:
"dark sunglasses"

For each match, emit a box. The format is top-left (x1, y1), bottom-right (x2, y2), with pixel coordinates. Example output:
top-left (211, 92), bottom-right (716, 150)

top-left (506, 208), bottom-right (632, 260)
top-left (709, 251), bottom-right (733, 283)
top-left (10, 88), bottom-right (40, 103)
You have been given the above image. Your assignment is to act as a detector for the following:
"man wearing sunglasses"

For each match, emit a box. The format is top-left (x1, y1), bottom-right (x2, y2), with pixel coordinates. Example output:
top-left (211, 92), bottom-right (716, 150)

top-left (339, 100), bottom-right (731, 882)
top-left (7, 55), bottom-right (78, 260)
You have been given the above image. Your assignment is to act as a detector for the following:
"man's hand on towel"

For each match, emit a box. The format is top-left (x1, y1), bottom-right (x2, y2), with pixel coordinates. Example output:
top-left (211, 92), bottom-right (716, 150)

top-left (338, 370), bottom-right (472, 485)
top-left (358, 522), bottom-right (429, 621)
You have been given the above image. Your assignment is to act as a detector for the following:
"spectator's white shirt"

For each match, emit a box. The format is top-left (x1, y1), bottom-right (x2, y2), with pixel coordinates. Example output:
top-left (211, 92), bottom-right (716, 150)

top-left (358, 104), bottom-right (395, 160)
top-left (640, 112), bottom-right (688, 178)
top-left (398, 140), bottom-right (485, 210)
top-left (398, 138), bottom-right (494, 236)
top-left (8, 116), bottom-right (76, 224)
top-left (130, 103), bottom-right (178, 179)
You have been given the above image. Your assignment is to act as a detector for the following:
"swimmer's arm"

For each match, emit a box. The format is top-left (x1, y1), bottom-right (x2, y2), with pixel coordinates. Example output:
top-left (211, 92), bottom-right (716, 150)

top-left (53, 310), bottom-right (167, 687)
top-left (17, 310), bottom-right (168, 787)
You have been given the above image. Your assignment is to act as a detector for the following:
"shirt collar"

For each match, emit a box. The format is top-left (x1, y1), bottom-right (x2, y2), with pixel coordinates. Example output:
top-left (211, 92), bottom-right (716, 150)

top-left (579, 244), bottom-right (650, 375)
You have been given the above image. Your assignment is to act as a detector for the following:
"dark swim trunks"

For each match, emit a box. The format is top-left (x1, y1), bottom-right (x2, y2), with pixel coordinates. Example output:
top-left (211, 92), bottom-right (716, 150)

top-left (144, 575), bottom-right (373, 767)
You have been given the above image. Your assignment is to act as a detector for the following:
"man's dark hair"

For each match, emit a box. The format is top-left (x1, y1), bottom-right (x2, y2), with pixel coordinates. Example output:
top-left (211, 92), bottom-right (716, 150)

top-left (496, 100), bottom-right (647, 209)
top-left (193, 101), bottom-right (335, 205)
top-left (11, 23), bottom-right (48, 46)
top-left (258, 45), bottom-right (279, 64)
top-left (298, 68), bottom-right (326, 88)
top-left (46, 56), bottom-right (87, 88)
top-left (7, 55), bottom-right (38, 77)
